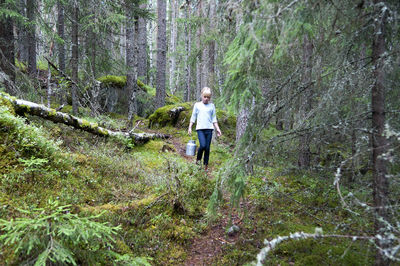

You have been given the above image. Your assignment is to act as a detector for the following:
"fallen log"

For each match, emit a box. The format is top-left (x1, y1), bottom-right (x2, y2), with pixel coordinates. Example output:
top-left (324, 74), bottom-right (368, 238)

top-left (1, 93), bottom-right (170, 144)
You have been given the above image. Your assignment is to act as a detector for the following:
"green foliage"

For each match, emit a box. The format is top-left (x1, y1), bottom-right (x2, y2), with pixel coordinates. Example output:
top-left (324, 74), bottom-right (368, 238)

top-left (0, 105), bottom-right (60, 160)
top-left (0, 200), bottom-right (126, 265)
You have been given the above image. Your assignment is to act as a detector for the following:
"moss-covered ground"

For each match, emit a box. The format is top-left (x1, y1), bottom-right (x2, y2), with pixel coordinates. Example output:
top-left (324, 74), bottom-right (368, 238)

top-left (0, 99), bottom-right (376, 265)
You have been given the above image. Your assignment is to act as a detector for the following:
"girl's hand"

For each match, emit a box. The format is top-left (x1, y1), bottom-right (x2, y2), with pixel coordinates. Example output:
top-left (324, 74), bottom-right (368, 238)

top-left (188, 128), bottom-right (192, 135)
top-left (217, 129), bottom-right (222, 137)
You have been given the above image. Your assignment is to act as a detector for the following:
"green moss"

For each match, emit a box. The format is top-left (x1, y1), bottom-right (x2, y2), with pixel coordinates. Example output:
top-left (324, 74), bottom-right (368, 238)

top-left (0, 94), bottom-right (15, 115)
top-left (166, 93), bottom-right (183, 105)
top-left (97, 75), bottom-right (127, 89)
top-left (15, 59), bottom-right (27, 72)
top-left (137, 79), bottom-right (155, 95)
top-left (48, 108), bottom-right (57, 117)
top-left (148, 102), bottom-right (193, 128)
top-left (216, 109), bottom-right (236, 142)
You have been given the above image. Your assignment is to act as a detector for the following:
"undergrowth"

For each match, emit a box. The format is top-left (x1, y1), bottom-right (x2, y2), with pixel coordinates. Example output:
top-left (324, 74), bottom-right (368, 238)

top-left (0, 98), bottom-right (379, 265)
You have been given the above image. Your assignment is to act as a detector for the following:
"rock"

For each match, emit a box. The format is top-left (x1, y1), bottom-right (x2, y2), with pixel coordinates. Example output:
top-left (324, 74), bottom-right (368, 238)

top-left (227, 225), bottom-right (240, 236)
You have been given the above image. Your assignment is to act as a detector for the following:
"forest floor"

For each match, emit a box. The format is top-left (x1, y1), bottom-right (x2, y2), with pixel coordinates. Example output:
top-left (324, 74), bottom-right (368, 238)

top-left (0, 104), bottom-right (376, 265)
top-left (169, 136), bottom-right (243, 265)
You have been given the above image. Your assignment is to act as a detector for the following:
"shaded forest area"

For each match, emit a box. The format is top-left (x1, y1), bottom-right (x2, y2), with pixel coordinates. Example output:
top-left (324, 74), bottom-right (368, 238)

top-left (1, 0), bottom-right (400, 265)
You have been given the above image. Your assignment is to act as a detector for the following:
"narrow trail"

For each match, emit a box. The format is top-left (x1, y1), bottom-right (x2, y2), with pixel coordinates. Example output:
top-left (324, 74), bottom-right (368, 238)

top-left (167, 137), bottom-right (242, 265)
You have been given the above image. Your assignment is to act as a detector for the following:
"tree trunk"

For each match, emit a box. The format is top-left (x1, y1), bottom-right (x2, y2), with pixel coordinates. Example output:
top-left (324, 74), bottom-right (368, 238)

top-left (87, 28), bottom-right (97, 78)
top-left (169, 0), bottom-right (178, 95)
top-left (234, 5), bottom-right (248, 144)
top-left (71, 1), bottom-right (79, 115)
top-left (57, 1), bottom-right (65, 73)
top-left (148, 0), bottom-right (155, 87)
top-left (1, 94), bottom-right (170, 144)
top-left (17, 0), bottom-right (28, 64)
top-left (137, 2), bottom-right (148, 84)
top-left (0, 1), bottom-right (15, 85)
top-left (236, 107), bottom-right (249, 144)
top-left (27, 0), bottom-right (36, 77)
top-left (200, 0), bottom-right (207, 88)
top-left (207, 0), bottom-right (216, 88)
top-left (184, 0), bottom-right (192, 102)
top-left (298, 34), bottom-right (313, 169)
top-left (195, 0), bottom-right (202, 100)
top-left (371, 1), bottom-right (389, 265)
top-left (126, 4), bottom-right (138, 124)
top-left (156, 0), bottom-right (167, 108)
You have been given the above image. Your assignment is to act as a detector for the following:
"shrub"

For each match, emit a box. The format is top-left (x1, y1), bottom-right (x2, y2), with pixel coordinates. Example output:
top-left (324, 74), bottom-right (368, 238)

top-left (0, 200), bottom-right (148, 265)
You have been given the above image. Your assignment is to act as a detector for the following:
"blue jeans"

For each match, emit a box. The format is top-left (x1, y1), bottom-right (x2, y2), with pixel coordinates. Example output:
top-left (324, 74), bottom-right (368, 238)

top-left (196, 129), bottom-right (213, 165)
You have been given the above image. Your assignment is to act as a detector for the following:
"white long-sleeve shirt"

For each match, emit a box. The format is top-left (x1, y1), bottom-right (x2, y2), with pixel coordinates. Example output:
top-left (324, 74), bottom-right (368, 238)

top-left (190, 102), bottom-right (217, 130)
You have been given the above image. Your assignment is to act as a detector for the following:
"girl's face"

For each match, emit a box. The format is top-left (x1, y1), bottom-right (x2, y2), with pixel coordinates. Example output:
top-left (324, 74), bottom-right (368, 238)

top-left (202, 94), bottom-right (211, 104)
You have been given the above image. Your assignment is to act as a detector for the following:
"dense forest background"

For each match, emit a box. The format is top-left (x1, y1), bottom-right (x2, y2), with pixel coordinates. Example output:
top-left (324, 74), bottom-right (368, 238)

top-left (1, 0), bottom-right (400, 265)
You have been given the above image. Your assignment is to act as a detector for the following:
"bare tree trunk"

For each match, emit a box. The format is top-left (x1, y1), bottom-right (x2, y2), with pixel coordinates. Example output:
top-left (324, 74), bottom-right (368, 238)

top-left (0, 1), bottom-right (15, 85)
top-left (148, 0), bottom-right (155, 87)
top-left (195, 0), bottom-right (202, 100)
top-left (87, 28), bottom-right (97, 78)
top-left (184, 0), bottom-right (192, 102)
top-left (156, 0), bottom-right (167, 108)
top-left (18, 0), bottom-right (28, 64)
top-left (71, 1), bottom-right (79, 115)
top-left (298, 34), bottom-right (313, 169)
top-left (27, 0), bottom-right (36, 77)
top-left (200, 1), bottom-right (207, 88)
top-left (120, 24), bottom-right (125, 60)
top-left (137, 2), bottom-right (148, 84)
top-left (234, 5), bottom-right (248, 144)
top-left (169, 0), bottom-right (178, 95)
top-left (371, 1), bottom-right (389, 265)
top-left (126, 4), bottom-right (138, 124)
top-left (57, 1), bottom-right (65, 73)
top-left (207, 0), bottom-right (216, 87)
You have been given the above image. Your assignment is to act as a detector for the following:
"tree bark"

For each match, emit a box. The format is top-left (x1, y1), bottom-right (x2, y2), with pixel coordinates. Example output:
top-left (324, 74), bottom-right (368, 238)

top-left (200, 0), bottom-right (207, 89)
top-left (195, 0), bottom-right (202, 100)
top-left (169, 0), bottom-right (178, 95)
top-left (1, 93), bottom-right (170, 144)
top-left (207, 0), bottom-right (216, 87)
top-left (17, 0), bottom-right (28, 64)
top-left (71, 1), bottom-right (79, 115)
top-left (234, 5), bottom-right (248, 144)
top-left (298, 34), bottom-right (313, 169)
top-left (371, 1), bottom-right (389, 265)
top-left (0, 1), bottom-right (15, 85)
top-left (148, 0), bottom-right (155, 87)
top-left (27, 0), bottom-right (37, 77)
top-left (137, 2), bottom-right (148, 84)
top-left (184, 0), bottom-right (192, 102)
top-left (156, 0), bottom-right (167, 108)
top-left (126, 3), bottom-right (138, 124)
top-left (57, 1), bottom-right (65, 73)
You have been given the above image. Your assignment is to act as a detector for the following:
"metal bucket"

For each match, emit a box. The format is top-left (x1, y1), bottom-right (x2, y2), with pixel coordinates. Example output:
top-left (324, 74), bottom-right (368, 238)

top-left (186, 140), bottom-right (197, 156)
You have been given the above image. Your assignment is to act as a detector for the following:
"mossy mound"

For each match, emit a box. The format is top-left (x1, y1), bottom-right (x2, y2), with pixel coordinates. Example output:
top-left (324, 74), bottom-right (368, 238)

top-left (97, 75), bottom-right (151, 93)
top-left (97, 75), bottom-right (127, 89)
top-left (148, 102), bottom-right (193, 128)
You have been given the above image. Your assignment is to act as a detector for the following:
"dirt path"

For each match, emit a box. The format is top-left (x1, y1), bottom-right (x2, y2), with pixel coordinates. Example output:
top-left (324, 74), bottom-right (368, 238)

top-left (183, 211), bottom-right (241, 265)
top-left (167, 136), bottom-right (241, 265)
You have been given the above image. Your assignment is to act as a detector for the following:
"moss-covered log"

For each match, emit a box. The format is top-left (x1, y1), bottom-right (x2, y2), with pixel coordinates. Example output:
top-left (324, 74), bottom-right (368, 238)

top-left (0, 93), bottom-right (169, 144)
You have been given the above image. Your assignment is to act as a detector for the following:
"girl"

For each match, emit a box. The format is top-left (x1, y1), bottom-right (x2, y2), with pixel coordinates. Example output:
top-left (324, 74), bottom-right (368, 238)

top-left (188, 87), bottom-right (222, 170)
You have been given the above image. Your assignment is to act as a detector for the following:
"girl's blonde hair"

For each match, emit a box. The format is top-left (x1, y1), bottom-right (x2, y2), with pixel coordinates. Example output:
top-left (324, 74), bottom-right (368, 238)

top-left (201, 87), bottom-right (212, 97)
